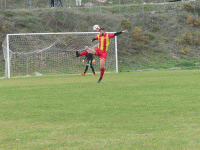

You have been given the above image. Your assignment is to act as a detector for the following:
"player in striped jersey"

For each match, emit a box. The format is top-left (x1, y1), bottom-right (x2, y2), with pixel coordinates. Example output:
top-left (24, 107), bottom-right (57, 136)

top-left (76, 28), bottom-right (128, 83)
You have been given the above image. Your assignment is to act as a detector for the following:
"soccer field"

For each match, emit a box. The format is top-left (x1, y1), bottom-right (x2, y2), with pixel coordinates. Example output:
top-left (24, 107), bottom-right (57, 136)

top-left (0, 70), bottom-right (200, 150)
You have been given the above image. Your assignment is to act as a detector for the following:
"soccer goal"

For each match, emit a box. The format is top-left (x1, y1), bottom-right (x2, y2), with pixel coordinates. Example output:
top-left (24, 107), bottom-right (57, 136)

top-left (2, 32), bottom-right (118, 78)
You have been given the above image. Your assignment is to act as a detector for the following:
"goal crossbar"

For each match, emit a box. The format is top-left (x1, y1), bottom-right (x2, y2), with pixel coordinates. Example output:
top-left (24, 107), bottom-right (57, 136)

top-left (6, 32), bottom-right (116, 36)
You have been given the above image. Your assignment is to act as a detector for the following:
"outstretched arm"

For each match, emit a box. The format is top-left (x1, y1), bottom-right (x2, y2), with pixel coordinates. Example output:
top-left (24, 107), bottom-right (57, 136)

top-left (91, 35), bottom-right (98, 42)
top-left (114, 30), bottom-right (128, 36)
top-left (91, 38), bottom-right (97, 42)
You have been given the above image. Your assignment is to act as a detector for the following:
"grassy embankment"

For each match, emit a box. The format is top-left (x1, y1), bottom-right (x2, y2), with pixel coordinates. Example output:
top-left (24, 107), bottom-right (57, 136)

top-left (0, 1), bottom-right (199, 77)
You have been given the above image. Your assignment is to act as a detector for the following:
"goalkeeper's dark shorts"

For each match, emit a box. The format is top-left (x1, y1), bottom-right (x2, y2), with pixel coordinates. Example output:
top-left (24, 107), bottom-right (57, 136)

top-left (94, 48), bottom-right (107, 62)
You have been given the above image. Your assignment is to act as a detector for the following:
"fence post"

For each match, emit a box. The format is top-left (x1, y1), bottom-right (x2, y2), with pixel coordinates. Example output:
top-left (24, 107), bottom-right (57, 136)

top-left (142, 0), bottom-right (144, 14)
top-left (164, 0), bottom-right (166, 12)
top-left (119, 0), bottom-right (121, 15)
top-left (100, 1), bottom-right (101, 12)
top-left (29, 0), bottom-right (31, 9)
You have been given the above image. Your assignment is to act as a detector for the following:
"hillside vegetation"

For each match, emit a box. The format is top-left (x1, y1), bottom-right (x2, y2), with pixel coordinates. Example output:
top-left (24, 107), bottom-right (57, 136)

top-left (0, 1), bottom-right (200, 76)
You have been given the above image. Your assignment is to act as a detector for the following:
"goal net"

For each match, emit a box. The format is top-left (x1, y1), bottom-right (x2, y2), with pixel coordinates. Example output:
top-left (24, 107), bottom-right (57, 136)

top-left (2, 32), bottom-right (118, 78)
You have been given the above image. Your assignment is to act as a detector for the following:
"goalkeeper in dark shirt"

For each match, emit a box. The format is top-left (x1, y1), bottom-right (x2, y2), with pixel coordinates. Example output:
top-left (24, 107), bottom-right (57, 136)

top-left (81, 52), bottom-right (96, 76)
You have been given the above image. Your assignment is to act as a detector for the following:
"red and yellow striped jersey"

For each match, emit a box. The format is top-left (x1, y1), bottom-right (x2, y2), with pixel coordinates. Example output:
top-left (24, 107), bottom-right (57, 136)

top-left (95, 33), bottom-right (115, 51)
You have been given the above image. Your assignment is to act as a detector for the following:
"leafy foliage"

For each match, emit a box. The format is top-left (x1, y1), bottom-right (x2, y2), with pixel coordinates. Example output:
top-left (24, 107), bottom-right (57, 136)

top-left (183, 3), bottom-right (194, 13)
top-left (132, 26), bottom-right (149, 51)
top-left (175, 32), bottom-right (200, 46)
top-left (186, 15), bottom-right (200, 28)
top-left (121, 18), bottom-right (132, 29)
top-left (179, 46), bottom-right (190, 55)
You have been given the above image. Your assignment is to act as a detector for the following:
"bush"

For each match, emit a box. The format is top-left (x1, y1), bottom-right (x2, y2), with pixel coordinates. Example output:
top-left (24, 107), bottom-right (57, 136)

top-left (121, 18), bottom-right (132, 29)
top-left (183, 3), bottom-right (194, 13)
top-left (132, 26), bottom-right (149, 51)
top-left (175, 32), bottom-right (192, 45)
top-left (192, 33), bottom-right (200, 45)
top-left (175, 32), bottom-right (200, 46)
top-left (186, 15), bottom-right (200, 28)
top-left (179, 46), bottom-right (190, 55)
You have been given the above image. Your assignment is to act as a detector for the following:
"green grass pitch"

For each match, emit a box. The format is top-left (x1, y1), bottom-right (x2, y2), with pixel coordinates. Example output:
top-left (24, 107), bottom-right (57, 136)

top-left (0, 70), bottom-right (200, 149)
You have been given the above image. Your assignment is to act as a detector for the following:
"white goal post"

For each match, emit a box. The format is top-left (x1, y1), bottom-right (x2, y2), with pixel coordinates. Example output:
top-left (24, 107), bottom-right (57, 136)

top-left (2, 32), bottom-right (118, 78)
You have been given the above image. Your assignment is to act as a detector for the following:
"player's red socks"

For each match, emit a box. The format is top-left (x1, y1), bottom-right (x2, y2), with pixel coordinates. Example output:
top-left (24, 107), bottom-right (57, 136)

top-left (100, 68), bottom-right (105, 78)
top-left (80, 51), bottom-right (88, 56)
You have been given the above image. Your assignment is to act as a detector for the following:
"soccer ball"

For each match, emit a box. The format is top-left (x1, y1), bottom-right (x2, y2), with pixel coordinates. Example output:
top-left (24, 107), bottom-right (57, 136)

top-left (93, 25), bottom-right (100, 31)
